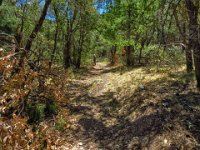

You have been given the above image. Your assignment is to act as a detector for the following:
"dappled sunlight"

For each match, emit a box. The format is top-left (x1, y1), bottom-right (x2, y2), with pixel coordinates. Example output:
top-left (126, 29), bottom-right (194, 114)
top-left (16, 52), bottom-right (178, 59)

top-left (87, 65), bottom-right (167, 99)
top-left (60, 62), bottom-right (200, 149)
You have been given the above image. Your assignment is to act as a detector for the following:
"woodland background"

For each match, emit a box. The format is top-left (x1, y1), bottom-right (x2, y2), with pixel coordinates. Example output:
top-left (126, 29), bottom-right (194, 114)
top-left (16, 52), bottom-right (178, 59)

top-left (1, 0), bottom-right (200, 149)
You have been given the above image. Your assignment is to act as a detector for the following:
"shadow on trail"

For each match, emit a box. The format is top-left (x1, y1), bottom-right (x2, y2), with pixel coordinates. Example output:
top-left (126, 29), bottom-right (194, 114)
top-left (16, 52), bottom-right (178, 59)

top-left (65, 65), bottom-right (200, 149)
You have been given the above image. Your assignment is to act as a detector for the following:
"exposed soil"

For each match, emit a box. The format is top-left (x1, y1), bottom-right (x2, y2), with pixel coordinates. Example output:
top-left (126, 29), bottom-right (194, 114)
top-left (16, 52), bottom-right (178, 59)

top-left (60, 63), bottom-right (200, 150)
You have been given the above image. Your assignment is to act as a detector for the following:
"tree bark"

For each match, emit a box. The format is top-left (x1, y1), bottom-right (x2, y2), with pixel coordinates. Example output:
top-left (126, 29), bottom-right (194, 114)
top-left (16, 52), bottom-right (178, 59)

top-left (126, 46), bottom-right (132, 66)
top-left (49, 22), bottom-right (58, 69)
top-left (139, 39), bottom-right (146, 64)
top-left (126, 5), bottom-right (132, 66)
top-left (183, 22), bottom-right (193, 72)
top-left (185, 0), bottom-right (200, 88)
top-left (174, 12), bottom-right (193, 72)
top-left (110, 45), bottom-right (117, 65)
top-left (18, 0), bottom-right (52, 68)
top-left (64, 38), bottom-right (72, 69)
top-left (63, 6), bottom-right (77, 69)
top-left (0, 0), bottom-right (3, 6)
top-left (49, 7), bottom-right (59, 69)
top-left (25, 0), bottom-right (52, 52)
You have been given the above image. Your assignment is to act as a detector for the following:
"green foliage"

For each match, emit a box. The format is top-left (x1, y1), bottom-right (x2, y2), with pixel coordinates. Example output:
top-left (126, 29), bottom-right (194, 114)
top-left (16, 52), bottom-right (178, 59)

top-left (45, 100), bottom-right (57, 116)
top-left (0, 5), bottom-right (19, 33)
top-left (55, 116), bottom-right (66, 132)
top-left (27, 103), bottom-right (46, 123)
top-left (27, 101), bottom-right (57, 124)
top-left (180, 72), bottom-right (195, 83)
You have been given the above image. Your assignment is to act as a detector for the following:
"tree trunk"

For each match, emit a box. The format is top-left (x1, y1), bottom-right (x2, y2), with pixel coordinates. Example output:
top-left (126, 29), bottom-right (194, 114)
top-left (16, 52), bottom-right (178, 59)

top-left (63, 39), bottom-right (72, 69)
top-left (174, 12), bottom-right (193, 72)
top-left (139, 39), bottom-right (146, 64)
top-left (185, 0), bottom-right (200, 88)
top-left (76, 49), bottom-right (82, 69)
top-left (126, 5), bottom-right (132, 66)
top-left (25, 0), bottom-right (52, 52)
top-left (110, 45), bottom-right (117, 65)
top-left (126, 46), bottom-right (132, 66)
top-left (49, 21), bottom-right (59, 69)
top-left (184, 23), bottom-right (193, 72)
top-left (0, 0), bottom-right (3, 6)
top-left (19, 0), bottom-right (52, 67)
top-left (63, 6), bottom-right (77, 69)
top-left (76, 30), bottom-right (85, 69)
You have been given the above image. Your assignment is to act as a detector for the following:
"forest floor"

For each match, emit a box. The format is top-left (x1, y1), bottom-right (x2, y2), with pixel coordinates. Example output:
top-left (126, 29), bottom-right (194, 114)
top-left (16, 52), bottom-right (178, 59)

top-left (2, 62), bottom-right (200, 150)
top-left (60, 62), bottom-right (200, 150)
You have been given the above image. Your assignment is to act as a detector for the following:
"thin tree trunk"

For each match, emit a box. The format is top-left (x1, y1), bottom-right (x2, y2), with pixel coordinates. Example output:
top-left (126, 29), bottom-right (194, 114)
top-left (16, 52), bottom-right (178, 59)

top-left (174, 12), bottom-right (193, 72)
top-left (63, 6), bottom-right (77, 69)
top-left (185, 0), bottom-right (200, 88)
top-left (111, 45), bottom-right (117, 65)
top-left (183, 22), bottom-right (193, 73)
top-left (126, 5), bottom-right (132, 66)
top-left (25, 0), bottom-right (52, 52)
top-left (64, 38), bottom-right (72, 69)
top-left (19, 0), bottom-right (52, 67)
top-left (139, 39), bottom-right (146, 64)
top-left (76, 28), bottom-right (85, 69)
top-left (126, 46), bottom-right (132, 66)
top-left (49, 21), bottom-right (59, 69)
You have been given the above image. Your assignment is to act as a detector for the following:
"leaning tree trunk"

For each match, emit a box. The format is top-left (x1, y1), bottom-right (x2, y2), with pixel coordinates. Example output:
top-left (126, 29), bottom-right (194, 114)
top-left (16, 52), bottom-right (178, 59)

top-left (19, 0), bottom-right (52, 66)
top-left (185, 0), bottom-right (200, 88)
top-left (25, 0), bottom-right (52, 52)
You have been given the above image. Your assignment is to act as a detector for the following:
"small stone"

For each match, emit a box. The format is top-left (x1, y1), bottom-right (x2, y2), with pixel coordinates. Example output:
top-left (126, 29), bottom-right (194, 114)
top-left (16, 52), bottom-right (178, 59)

top-left (78, 142), bottom-right (84, 146)
top-left (139, 84), bottom-right (145, 90)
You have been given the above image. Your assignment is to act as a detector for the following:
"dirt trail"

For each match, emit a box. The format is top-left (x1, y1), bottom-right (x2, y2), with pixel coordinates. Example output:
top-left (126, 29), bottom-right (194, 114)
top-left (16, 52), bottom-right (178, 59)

top-left (63, 63), bottom-right (200, 150)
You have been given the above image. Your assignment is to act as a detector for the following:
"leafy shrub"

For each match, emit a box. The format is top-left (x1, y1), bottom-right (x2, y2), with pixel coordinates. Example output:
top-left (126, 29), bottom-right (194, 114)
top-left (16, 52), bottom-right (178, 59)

top-left (27, 100), bottom-right (57, 124)
top-left (27, 103), bottom-right (46, 123)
